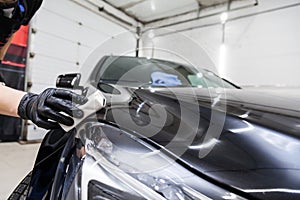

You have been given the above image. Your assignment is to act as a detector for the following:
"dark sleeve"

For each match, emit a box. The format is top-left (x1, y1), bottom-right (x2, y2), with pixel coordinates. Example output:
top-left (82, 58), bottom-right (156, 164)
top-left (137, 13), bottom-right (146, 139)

top-left (0, 0), bottom-right (43, 50)
top-left (0, 14), bottom-right (22, 46)
top-left (20, 0), bottom-right (44, 25)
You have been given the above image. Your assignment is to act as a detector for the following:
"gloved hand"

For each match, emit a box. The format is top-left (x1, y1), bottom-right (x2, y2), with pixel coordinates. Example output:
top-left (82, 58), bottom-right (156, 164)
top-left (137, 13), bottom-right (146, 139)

top-left (18, 88), bottom-right (88, 129)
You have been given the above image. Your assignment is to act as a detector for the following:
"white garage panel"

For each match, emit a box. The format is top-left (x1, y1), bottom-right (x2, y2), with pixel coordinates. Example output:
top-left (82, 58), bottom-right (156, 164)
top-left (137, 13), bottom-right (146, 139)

top-left (180, 25), bottom-right (223, 74)
top-left (28, 0), bottom-right (133, 93)
top-left (225, 4), bottom-right (300, 86)
top-left (26, 0), bottom-right (135, 140)
top-left (140, 29), bottom-right (219, 74)
top-left (148, 0), bottom-right (300, 87)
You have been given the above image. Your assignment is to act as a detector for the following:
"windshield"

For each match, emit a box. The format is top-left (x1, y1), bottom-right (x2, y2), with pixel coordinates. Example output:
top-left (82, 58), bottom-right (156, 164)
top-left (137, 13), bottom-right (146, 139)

top-left (96, 56), bottom-right (237, 89)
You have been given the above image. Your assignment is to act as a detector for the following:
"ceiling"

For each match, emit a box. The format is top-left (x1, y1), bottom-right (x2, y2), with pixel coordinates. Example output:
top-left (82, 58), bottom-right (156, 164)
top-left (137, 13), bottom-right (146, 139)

top-left (74, 0), bottom-right (257, 33)
top-left (103, 0), bottom-right (235, 24)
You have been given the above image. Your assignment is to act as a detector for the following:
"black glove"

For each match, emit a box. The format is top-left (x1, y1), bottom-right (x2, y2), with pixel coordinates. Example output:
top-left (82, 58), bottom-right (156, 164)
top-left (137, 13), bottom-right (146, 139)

top-left (18, 88), bottom-right (88, 129)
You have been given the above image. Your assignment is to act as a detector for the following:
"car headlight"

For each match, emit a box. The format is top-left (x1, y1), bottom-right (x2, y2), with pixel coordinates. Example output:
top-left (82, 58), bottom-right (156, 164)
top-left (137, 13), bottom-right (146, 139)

top-left (75, 122), bottom-right (244, 200)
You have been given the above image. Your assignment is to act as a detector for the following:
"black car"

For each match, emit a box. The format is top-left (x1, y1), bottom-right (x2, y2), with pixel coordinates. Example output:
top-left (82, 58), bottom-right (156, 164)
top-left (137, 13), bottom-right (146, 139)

top-left (9, 55), bottom-right (300, 200)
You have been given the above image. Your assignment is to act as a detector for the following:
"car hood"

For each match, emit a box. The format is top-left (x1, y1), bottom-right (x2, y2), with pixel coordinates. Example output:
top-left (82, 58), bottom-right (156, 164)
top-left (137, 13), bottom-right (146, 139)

top-left (145, 87), bottom-right (300, 135)
top-left (219, 87), bottom-right (300, 116)
top-left (104, 86), bottom-right (300, 199)
top-left (152, 87), bottom-right (300, 114)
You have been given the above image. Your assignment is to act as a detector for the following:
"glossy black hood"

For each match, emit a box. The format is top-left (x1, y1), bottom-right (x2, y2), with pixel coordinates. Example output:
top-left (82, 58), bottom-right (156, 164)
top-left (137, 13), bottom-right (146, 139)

top-left (160, 87), bottom-right (300, 135)
top-left (103, 86), bottom-right (300, 200)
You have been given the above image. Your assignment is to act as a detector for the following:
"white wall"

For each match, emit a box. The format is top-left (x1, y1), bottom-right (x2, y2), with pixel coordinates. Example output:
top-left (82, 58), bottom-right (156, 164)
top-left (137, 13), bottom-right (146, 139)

top-left (146, 0), bottom-right (300, 87)
top-left (28, 0), bottom-right (133, 93)
top-left (26, 0), bottom-right (135, 140)
top-left (225, 1), bottom-right (300, 86)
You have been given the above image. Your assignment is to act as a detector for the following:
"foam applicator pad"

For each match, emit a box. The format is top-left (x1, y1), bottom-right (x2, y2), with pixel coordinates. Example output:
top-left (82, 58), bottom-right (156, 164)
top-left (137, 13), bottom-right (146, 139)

top-left (60, 90), bottom-right (106, 132)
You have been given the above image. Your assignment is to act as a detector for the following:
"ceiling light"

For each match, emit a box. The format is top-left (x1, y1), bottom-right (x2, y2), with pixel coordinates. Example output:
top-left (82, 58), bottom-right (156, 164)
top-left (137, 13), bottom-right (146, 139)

top-left (148, 31), bottom-right (155, 39)
top-left (151, 0), bottom-right (156, 11)
top-left (220, 12), bottom-right (228, 24)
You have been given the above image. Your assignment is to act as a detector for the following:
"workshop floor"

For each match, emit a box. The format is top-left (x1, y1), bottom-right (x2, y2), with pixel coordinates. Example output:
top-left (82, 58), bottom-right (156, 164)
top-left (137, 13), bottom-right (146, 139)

top-left (0, 142), bottom-right (40, 199)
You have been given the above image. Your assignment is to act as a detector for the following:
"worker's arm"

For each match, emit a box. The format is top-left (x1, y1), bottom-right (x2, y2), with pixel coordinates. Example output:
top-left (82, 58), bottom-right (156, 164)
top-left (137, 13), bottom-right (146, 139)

top-left (0, 0), bottom-right (25, 116)
top-left (0, 84), bottom-right (26, 117)
top-left (0, 85), bottom-right (88, 129)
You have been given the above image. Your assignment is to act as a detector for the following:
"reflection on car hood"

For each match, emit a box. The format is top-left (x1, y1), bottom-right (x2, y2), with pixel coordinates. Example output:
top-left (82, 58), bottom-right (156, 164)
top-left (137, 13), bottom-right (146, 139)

top-left (103, 86), bottom-right (300, 199)
top-left (154, 87), bottom-right (300, 114)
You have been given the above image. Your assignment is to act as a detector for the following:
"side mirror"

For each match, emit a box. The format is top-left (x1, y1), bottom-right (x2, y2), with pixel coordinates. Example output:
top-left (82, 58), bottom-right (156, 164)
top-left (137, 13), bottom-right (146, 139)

top-left (56, 73), bottom-right (81, 89)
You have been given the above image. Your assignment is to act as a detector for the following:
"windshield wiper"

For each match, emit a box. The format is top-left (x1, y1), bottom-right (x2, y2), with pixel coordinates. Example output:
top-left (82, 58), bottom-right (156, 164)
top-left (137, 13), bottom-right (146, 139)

top-left (221, 78), bottom-right (242, 89)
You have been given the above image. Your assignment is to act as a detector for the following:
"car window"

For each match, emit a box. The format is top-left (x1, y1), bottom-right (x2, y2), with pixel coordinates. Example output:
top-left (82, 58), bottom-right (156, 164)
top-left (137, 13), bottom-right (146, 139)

top-left (97, 56), bottom-right (237, 89)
